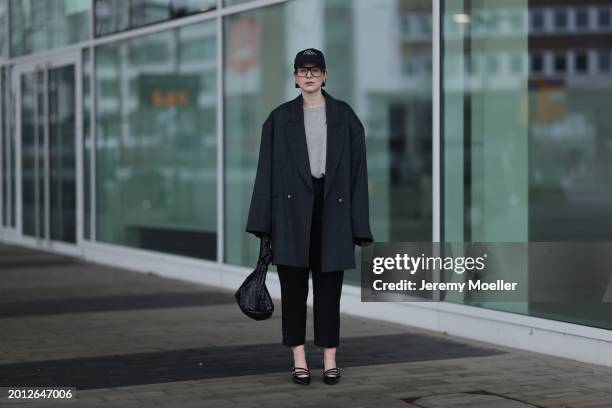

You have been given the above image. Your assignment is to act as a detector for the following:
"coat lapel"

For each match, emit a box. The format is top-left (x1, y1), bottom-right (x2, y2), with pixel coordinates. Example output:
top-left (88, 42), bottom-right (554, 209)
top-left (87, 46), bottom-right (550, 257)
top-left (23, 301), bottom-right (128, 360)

top-left (287, 89), bottom-right (346, 200)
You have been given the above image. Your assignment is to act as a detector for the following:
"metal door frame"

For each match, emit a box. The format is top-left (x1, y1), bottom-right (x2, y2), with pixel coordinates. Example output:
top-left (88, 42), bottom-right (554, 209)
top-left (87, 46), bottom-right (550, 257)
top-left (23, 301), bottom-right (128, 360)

top-left (13, 49), bottom-right (83, 256)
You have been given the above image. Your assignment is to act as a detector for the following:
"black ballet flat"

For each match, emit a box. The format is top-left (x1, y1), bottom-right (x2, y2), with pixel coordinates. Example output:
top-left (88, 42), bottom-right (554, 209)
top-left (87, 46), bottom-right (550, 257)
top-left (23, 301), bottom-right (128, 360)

top-left (291, 366), bottom-right (311, 385)
top-left (322, 360), bottom-right (341, 385)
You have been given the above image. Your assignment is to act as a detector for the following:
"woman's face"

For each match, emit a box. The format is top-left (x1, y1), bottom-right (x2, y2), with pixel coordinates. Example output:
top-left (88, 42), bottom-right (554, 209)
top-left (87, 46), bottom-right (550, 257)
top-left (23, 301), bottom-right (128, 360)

top-left (294, 62), bottom-right (327, 93)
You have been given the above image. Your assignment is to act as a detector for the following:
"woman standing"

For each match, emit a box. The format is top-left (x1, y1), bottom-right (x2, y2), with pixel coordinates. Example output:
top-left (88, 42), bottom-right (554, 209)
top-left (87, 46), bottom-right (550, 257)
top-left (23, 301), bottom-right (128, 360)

top-left (246, 48), bottom-right (374, 385)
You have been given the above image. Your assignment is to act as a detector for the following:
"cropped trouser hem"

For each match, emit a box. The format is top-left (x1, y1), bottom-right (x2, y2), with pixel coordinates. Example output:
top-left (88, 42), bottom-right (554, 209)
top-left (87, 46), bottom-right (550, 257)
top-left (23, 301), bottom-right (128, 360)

top-left (278, 264), bottom-right (344, 348)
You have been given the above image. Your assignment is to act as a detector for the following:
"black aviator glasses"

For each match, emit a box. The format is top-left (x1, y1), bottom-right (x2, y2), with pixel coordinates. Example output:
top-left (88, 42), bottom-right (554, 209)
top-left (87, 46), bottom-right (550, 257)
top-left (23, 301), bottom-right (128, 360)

top-left (295, 66), bottom-right (324, 77)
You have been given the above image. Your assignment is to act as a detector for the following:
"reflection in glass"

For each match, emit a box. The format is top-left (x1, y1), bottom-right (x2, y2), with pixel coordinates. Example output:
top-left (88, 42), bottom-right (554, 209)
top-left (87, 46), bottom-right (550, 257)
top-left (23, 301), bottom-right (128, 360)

top-left (224, 0), bottom-right (433, 284)
top-left (443, 0), bottom-right (530, 316)
top-left (49, 65), bottom-right (77, 243)
top-left (20, 72), bottom-right (36, 235)
top-left (0, 0), bottom-right (5, 59)
top-left (20, 71), bottom-right (45, 238)
top-left (553, 8), bottom-right (567, 29)
top-left (95, 0), bottom-right (217, 36)
top-left (1, 66), bottom-right (7, 227)
top-left (10, 0), bottom-right (90, 57)
top-left (19, 66), bottom-right (77, 243)
top-left (4, 66), bottom-right (15, 227)
top-left (95, 21), bottom-right (217, 260)
top-left (83, 49), bottom-right (92, 240)
top-left (443, 0), bottom-right (612, 329)
top-left (223, 0), bottom-right (253, 6)
top-left (600, 7), bottom-right (611, 27)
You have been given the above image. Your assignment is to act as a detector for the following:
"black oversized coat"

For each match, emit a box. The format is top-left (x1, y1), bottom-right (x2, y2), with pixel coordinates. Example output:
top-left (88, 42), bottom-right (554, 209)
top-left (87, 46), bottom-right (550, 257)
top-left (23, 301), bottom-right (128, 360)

top-left (245, 89), bottom-right (374, 272)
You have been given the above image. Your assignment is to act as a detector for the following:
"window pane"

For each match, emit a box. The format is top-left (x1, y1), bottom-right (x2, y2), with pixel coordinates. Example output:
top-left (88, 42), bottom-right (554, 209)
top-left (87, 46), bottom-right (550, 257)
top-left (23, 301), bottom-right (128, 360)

top-left (10, 0), bottom-right (90, 57)
top-left (530, 8), bottom-right (544, 31)
top-left (95, 0), bottom-right (217, 36)
top-left (95, 21), bottom-right (217, 260)
top-left (0, 0), bottom-right (5, 59)
top-left (225, 0), bottom-right (433, 284)
top-left (444, 0), bottom-right (612, 329)
top-left (83, 48), bottom-right (92, 240)
top-left (597, 7), bottom-right (610, 27)
top-left (575, 8), bottom-right (589, 29)
top-left (599, 50), bottom-right (611, 72)
top-left (5, 66), bottom-right (15, 227)
top-left (553, 8), bottom-right (567, 29)
top-left (575, 52), bottom-right (588, 73)
top-left (531, 53), bottom-right (543, 73)
top-left (1, 67), bottom-right (7, 226)
top-left (554, 52), bottom-right (566, 73)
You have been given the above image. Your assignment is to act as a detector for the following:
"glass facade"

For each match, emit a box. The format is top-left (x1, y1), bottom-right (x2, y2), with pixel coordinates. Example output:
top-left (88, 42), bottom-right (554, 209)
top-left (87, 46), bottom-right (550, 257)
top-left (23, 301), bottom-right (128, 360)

top-left (17, 62), bottom-right (78, 242)
top-left (0, 0), bottom-right (611, 335)
top-left (95, 20), bottom-right (217, 259)
top-left (19, 70), bottom-right (44, 237)
top-left (1, 65), bottom-right (15, 228)
top-left (443, 0), bottom-right (612, 329)
top-left (10, 0), bottom-right (90, 57)
top-left (0, 0), bottom-right (13, 225)
top-left (0, 66), bottom-right (7, 226)
top-left (94, 0), bottom-right (217, 36)
top-left (0, 0), bottom-right (6, 60)
top-left (48, 64), bottom-right (78, 243)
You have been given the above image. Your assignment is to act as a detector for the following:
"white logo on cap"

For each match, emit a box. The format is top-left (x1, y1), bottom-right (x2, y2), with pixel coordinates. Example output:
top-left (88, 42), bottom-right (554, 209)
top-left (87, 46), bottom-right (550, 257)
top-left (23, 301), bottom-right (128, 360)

top-left (303, 49), bottom-right (317, 55)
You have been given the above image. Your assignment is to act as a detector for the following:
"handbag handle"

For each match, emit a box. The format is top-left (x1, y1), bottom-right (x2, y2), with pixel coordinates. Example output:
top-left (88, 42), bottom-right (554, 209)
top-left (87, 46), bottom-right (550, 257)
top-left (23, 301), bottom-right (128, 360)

top-left (254, 234), bottom-right (273, 286)
top-left (259, 233), bottom-right (273, 263)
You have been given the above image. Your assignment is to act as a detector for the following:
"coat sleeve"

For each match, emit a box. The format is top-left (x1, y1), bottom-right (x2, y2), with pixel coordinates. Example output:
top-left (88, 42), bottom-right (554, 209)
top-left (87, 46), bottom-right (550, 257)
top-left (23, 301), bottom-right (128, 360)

top-left (348, 107), bottom-right (374, 246)
top-left (245, 113), bottom-right (274, 238)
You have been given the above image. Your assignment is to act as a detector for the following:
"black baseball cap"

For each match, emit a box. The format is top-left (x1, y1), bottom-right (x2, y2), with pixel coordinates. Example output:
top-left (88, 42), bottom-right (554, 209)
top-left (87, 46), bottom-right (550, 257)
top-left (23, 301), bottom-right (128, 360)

top-left (293, 48), bottom-right (326, 70)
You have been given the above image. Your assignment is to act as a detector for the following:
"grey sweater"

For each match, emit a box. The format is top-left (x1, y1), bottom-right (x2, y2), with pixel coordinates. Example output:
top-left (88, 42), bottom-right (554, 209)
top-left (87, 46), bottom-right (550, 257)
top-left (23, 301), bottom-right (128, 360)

top-left (303, 103), bottom-right (327, 179)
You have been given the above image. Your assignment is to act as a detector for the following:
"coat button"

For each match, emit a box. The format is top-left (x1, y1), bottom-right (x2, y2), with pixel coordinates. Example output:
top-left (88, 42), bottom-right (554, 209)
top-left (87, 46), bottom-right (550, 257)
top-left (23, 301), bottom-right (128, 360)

top-left (287, 194), bottom-right (292, 199)
top-left (338, 197), bottom-right (343, 203)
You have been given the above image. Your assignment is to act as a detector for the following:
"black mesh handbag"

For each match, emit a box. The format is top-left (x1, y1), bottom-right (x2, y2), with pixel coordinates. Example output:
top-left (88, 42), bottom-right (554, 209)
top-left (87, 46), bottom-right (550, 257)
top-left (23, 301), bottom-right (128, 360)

top-left (235, 234), bottom-right (274, 320)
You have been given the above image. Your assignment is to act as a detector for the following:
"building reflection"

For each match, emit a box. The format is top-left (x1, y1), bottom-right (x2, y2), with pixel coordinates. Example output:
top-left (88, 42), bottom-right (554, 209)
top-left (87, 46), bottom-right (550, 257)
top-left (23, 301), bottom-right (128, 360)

top-left (443, 0), bottom-right (612, 329)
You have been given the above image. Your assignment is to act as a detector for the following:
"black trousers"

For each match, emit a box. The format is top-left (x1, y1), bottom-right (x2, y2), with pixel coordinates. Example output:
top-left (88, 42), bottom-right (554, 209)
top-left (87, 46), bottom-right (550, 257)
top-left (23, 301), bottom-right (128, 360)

top-left (277, 175), bottom-right (344, 348)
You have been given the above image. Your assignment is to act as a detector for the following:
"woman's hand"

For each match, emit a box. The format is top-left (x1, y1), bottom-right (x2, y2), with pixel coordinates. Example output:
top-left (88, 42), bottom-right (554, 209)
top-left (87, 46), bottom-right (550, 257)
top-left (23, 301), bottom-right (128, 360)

top-left (260, 233), bottom-right (273, 264)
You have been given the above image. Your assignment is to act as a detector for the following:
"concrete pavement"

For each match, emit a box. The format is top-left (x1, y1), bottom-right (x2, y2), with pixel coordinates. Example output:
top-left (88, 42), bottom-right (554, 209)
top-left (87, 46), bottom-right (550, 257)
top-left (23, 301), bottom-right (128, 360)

top-left (1, 243), bottom-right (612, 407)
